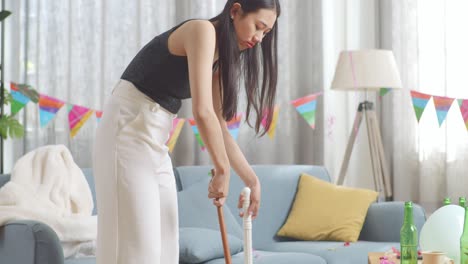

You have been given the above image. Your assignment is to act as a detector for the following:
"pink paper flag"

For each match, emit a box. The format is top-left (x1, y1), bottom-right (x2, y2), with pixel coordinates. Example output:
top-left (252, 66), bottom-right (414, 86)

top-left (261, 105), bottom-right (280, 139)
top-left (68, 104), bottom-right (94, 138)
top-left (458, 99), bottom-right (468, 131)
top-left (38, 94), bottom-right (65, 127)
top-left (432, 95), bottom-right (454, 127)
top-left (166, 118), bottom-right (185, 153)
top-left (410, 90), bottom-right (432, 123)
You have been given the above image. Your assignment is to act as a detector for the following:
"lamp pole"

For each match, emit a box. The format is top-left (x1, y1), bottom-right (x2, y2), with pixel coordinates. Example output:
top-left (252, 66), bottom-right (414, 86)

top-left (0, 0), bottom-right (6, 174)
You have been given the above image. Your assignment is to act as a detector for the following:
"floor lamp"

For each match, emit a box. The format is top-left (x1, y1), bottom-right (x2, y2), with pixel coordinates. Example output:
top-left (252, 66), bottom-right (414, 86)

top-left (330, 50), bottom-right (403, 200)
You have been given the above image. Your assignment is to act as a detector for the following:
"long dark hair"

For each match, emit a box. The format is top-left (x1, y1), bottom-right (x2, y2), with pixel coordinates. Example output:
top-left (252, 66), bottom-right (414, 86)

top-left (209, 0), bottom-right (280, 136)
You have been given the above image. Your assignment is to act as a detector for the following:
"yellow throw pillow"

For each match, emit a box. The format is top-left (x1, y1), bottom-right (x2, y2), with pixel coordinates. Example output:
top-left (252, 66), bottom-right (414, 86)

top-left (277, 173), bottom-right (378, 242)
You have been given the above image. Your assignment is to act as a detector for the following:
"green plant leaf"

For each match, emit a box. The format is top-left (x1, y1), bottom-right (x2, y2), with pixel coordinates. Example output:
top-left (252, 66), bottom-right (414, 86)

top-left (0, 89), bottom-right (13, 117)
top-left (0, 115), bottom-right (8, 139)
top-left (7, 117), bottom-right (24, 138)
top-left (2, 89), bottom-right (12, 106)
top-left (17, 84), bottom-right (39, 103)
top-left (0, 115), bottom-right (25, 139)
top-left (5, 90), bottom-right (12, 105)
top-left (0, 10), bottom-right (11, 21)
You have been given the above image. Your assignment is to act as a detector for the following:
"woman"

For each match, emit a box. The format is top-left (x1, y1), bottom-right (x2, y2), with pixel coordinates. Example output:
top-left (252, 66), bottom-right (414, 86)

top-left (93, 0), bottom-right (280, 263)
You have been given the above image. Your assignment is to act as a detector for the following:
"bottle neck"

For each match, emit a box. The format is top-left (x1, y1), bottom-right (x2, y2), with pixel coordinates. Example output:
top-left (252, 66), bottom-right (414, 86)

top-left (404, 206), bottom-right (414, 224)
top-left (464, 207), bottom-right (468, 233)
top-left (444, 199), bottom-right (451, 205)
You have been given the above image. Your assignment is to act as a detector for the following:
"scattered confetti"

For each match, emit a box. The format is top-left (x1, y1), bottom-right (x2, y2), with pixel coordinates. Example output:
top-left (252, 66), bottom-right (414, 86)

top-left (326, 115), bottom-right (336, 141)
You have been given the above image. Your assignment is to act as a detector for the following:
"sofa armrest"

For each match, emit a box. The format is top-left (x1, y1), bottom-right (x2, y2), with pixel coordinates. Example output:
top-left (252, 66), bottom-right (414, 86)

top-left (358, 201), bottom-right (426, 242)
top-left (0, 220), bottom-right (64, 264)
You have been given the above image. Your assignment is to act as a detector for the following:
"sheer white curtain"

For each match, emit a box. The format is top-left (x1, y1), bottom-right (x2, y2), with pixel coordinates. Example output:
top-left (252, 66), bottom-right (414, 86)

top-left (322, 0), bottom-right (382, 190)
top-left (381, 0), bottom-right (468, 211)
top-left (5, 0), bottom-right (223, 170)
top-left (5, 0), bottom-right (383, 192)
top-left (5, 0), bottom-right (326, 171)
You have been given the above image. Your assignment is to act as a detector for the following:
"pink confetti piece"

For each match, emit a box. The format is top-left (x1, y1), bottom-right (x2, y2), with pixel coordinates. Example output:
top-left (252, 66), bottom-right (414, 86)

top-left (391, 247), bottom-right (400, 257)
top-left (379, 256), bottom-right (395, 264)
top-left (252, 249), bottom-right (261, 260)
top-left (326, 115), bottom-right (336, 141)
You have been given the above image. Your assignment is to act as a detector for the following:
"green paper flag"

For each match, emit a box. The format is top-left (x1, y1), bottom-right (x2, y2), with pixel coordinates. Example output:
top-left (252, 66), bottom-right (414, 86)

top-left (10, 82), bottom-right (31, 115)
top-left (410, 90), bottom-right (431, 122)
top-left (380, 88), bottom-right (391, 97)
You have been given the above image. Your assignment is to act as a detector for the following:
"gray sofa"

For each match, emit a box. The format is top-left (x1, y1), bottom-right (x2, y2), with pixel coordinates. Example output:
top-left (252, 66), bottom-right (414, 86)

top-left (0, 165), bottom-right (426, 264)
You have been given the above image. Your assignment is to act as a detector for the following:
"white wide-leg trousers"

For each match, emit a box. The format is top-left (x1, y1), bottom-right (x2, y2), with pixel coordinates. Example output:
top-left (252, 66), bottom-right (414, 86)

top-left (93, 79), bottom-right (179, 264)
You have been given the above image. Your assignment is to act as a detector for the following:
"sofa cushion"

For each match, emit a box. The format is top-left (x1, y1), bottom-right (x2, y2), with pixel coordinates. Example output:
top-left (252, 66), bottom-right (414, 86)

top-left (277, 174), bottom-right (378, 242)
top-left (177, 177), bottom-right (243, 239)
top-left (175, 165), bottom-right (331, 192)
top-left (359, 201), bottom-right (426, 242)
top-left (204, 250), bottom-right (327, 264)
top-left (175, 165), bottom-right (332, 249)
top-left (179, 227), bottom-right (243, 263)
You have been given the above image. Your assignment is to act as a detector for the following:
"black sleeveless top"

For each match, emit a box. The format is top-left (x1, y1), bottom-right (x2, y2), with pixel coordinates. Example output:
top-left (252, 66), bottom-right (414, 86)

top-left (121, 20), bottom-right (216, 114)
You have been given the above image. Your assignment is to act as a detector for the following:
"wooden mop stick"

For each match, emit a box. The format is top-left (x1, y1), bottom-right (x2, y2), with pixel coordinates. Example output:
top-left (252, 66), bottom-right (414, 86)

top-left (217, 203), bottom-right (232, 264)
top-left (242, 187), bottom-right (253, 264)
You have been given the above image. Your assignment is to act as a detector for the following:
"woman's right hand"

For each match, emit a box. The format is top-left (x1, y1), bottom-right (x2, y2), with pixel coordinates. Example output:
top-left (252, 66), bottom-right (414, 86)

top-left (208, 169), bottom-right (230, 204)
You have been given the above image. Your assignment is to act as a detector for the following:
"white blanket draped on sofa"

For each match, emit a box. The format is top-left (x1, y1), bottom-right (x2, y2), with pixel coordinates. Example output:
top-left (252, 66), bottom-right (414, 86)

top-left (0, 144), bottom-right (97, 258)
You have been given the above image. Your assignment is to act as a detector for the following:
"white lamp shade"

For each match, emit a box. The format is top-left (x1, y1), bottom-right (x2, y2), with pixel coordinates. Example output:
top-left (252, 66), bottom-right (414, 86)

top-left (330, 50), bottom-right (403, 91)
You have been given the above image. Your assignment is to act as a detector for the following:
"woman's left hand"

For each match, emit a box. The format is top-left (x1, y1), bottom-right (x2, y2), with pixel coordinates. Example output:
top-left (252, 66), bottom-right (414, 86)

top-left (237, 177), bottom-right (261, 220)
top-left (212, 197), bottom-right (226, 207)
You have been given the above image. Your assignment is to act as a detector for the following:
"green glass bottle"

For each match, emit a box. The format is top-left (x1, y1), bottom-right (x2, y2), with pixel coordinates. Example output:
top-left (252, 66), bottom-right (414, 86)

top-left (460, 197), bottom-right (467, 208)
top-left (400, 201), bottom-right (418, 264)
top-left (461, 206), bottom-right (468, 264)
top-left (443, 197), bottom-right (452, 206)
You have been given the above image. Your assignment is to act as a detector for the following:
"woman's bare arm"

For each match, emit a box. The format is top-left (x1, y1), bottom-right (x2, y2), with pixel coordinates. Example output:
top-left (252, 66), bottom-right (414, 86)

top-left (182, 21), bottom-right (230, 177)
top-left (211, 70), bottom-right (261, 217)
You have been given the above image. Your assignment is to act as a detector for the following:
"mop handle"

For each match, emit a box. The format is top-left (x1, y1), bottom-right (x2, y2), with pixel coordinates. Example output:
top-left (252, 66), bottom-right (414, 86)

top-left (217, 205), bottom-right (232, 264)
top-left (242, 187), bottom-right (253, 264)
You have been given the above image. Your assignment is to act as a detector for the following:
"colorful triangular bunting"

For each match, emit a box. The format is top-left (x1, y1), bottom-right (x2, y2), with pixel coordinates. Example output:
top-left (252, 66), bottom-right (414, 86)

top-left (261, 105), bottom-right (279, 139)
top-left (410, 90), bottom-right (432, 122)
top-left (67, 104), bottom-right (94, 138)
top-left (10, 82), bottom-right (31, 115)
top-left (432, 95), bottom-right (454, 127)
top-left (167, 118), bottom-right (185, 153)
top-left (380, 88), bottom-right (391, 97)
top-left (458, 99), bottom-right (468, 131)
top-left (188, 118), bottom-right (205, 150)
top-left (291, 93), bottom-right (321, 129)
top-left (38, 94), bottom-right (65, 127)
top-left (12, 82), bottom-right (40, 103)
top-left (227, 114), bottom-right (242, 140)
top-left (95, 111), bottom-right (103, 123)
